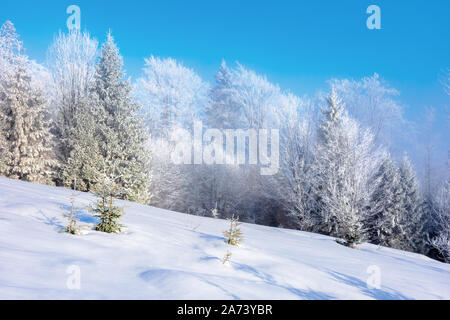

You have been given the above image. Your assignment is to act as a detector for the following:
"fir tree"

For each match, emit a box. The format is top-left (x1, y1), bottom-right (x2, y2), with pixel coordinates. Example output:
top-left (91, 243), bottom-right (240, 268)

top-left (223, 214), bottom-right (243, 246)
top-left (312, 88), bottom-right (378, 247)
top-left (398, 155), bottom-right (426, 252)
top-left (0, 21), bottom-right (21, 68)
top-left (365, 156), bottom-right (404, 248)
top-left (430, 155), bottom-right (450, 262)
top-left (64, 32), bottom-right (151, 203)
top-left (91, 32), bottom-right (150, 203)
top-left (60, 98), bottom-right (102, 191)
top-left (91, 173), bottom-right (124, 234)
top-left (206, 60), bottom-right (242, 129)
top-left (0, 21), bottom-right (55, 183)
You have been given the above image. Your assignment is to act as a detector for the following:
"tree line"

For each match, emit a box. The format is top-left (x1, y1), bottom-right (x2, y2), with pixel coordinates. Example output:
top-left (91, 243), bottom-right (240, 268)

top-left (0, 22), bottom-right (448, 262)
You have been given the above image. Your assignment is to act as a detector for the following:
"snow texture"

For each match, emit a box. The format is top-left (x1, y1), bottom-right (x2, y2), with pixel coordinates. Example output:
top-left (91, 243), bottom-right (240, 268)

top-left (0, 177), bottom-right (449, 300)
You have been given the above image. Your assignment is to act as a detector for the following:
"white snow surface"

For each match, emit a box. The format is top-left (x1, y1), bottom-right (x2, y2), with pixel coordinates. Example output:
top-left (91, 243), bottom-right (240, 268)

top-left (0, 177), bottom-right (449, 300)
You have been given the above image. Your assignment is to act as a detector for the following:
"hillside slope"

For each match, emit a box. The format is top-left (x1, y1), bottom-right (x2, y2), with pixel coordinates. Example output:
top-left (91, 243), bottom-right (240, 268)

top-left (0, 177), bottom-right (449, 300)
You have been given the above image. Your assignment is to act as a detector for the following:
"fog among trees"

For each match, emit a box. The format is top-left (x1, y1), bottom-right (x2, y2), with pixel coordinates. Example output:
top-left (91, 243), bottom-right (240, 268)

top-left (0, 22), bottom-right (449, 262)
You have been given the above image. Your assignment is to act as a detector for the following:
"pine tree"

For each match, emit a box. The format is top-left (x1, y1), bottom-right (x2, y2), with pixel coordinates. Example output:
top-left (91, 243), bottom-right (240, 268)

top-left (206, 60), bottom-right (242, 129)
top-left (0, 21), bottom-right (18, 174)
top-left (0, 21), bottom-right (21, 69)
top-left (64, 32), bottom-right (151, 203)
top-left (223, 214), bottom-right (243, 246)
top-left (398, 155), bottom-right (426, 252)
top-left (430, 155), bottom-right (450, 262)
top-left (312, 88), bottom-right (379, 247)
top-left (92, 33), bottom-right (150, 203)
top-left (91, 174), bottom-right (124, 234)
top-left (0, 21), bottom-right (55, 183)
top-left (365, 156), bottom-right (404, 248)
top-left (60, 98), bottom-right (102, 191)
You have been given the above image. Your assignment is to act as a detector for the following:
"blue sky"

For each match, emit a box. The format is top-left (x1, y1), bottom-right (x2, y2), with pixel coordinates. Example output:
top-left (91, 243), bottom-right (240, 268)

top-left (1, 0), bottom-right (449, 123)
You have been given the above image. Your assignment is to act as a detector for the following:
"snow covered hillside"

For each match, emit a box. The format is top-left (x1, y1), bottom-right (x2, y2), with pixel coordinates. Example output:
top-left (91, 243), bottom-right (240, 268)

top-left (0, 177), bottom-right (449, 300)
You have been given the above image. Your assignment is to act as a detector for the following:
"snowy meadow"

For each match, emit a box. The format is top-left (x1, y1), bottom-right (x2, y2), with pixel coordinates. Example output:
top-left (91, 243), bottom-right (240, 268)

top-left (0, 14), bottom-right (449, 300)
top-left (1, 177), bottom-right (449, 299)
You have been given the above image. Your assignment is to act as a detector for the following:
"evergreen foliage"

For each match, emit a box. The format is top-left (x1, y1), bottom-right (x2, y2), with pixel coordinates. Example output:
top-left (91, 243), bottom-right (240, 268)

top-left (312, 88), bottom-right (380, 247)
top-left (223, 214), bottom-right (243, 246)
top-left (365, 156), bottom-right (404, 247)
top-left (63, 32), bottom-right (150, 203)
top-left (91, 174), bottom-right (124, 234)
top-left (0, 21), bottom-right (55, 183)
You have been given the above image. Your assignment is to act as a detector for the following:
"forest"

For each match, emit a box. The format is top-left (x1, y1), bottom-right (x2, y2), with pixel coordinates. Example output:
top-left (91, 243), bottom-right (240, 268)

top-left (0, 21), bottom-right (449, 263)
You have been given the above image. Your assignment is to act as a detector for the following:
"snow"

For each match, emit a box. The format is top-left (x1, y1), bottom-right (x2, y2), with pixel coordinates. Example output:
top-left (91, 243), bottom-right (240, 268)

top-left (0, 177), bottom-right (449, 300)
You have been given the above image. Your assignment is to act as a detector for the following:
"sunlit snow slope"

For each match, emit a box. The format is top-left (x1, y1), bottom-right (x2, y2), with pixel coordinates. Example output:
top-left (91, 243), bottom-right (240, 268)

top-left (0, 177), bottom-right (449, 300)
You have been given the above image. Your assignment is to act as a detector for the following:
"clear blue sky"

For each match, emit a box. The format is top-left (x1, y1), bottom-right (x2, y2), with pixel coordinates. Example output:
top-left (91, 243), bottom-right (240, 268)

top-left (1, 0), bottom-right (449, 122)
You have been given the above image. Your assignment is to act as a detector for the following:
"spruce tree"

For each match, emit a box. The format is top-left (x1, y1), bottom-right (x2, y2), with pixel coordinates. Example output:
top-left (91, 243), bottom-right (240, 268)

top-left (91, 174), bottom-right (124, 233)
top-left (64, 32), bottom-right (151, 203)
top-left (398, 155), bottom-right (425, 252)
top-left (0, 21), bottom-right (21, 69)
top-left (431, 181), bottom-right (450, 262)
top-left (365, 156), bottom-right (404, 247)
top-left (223, 214), bottom-right (243, 246)
top-left (206, 60), bottom-right (242, 129)
top-left (312, 88), bottom-right (377, 247)
top-left (60, 99), bottom-right (102, 191)
top-left (0, 21), bottom-right (55, 183)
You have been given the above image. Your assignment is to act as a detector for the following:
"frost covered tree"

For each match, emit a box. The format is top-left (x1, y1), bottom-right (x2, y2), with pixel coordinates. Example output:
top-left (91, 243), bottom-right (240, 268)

top-left (0, 21), bottom-right (55, 183)
top-left (223, 214), bottom-right (243, 246)
top-left (365, 156), bottom-right (405, 248)
top-left (231, 63), bottom-right (280, 130)
top-left (60, 98), bottom-right (102, 191)
top-left (205, 61), bottom-right (243, 129)
top-left (267, 93), bottom-right (316, 229)
top-left (0, 21), bottom-right (21, 83)
top-left (91, 174), bottom-right (124, 234)
top-left (0, 21), bottom-right (19, 173)
top-left (429, 154), bottom-right (450, 261)
top-left (208, 62), bottom-right (280, 130)
top-left (135, 56), bottom-right (209, 137)
top-left (204, 62), bottom-right (283, 222)
top-left (430, 180), bottom-right (450, 262)
top-left (364, 154), bottom-right (425, 251)
top-left (397, 155), bottom-right (426, 252)
top-left (134, 56), bottom-right (209, 209)
top-left (46, 30), bottom-right (98, 176)
top-left (93, 33), bottom-right (150, 203)
top-left (312, 88), bottom-right (381, 246)
top-left (330, 74), bottom-right (403, 147)
top-left (200, 62), bottom-right (246, 218)
top-left (146, 135), bottom-right (192, 211)
top-left (64, 33), bottom-right (150, 203)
